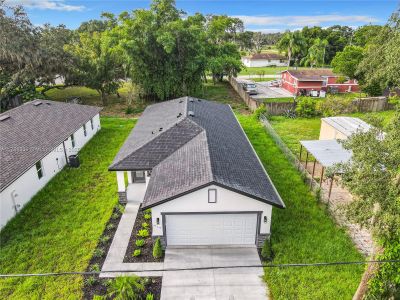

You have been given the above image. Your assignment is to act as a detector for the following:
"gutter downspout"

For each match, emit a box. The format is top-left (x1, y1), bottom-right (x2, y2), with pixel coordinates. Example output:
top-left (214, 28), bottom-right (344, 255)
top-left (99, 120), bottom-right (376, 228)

top-left (62, 140), bottom-right (69, 166)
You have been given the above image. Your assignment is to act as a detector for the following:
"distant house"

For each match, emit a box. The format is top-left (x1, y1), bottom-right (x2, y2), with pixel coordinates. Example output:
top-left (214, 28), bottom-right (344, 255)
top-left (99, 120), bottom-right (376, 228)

top-left (109, 97), bottom-right (285, 248)
top-left (241, 53), bottom-right (288, 67)
top-left (0, 100), bottom-right (102, 228)
top-left (281, 69), bottom-right (359, 96)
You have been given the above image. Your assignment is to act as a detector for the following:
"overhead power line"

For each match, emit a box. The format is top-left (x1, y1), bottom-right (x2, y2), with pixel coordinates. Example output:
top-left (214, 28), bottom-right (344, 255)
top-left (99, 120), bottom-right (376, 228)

top-left (1, 259), bottom-right (399, 278)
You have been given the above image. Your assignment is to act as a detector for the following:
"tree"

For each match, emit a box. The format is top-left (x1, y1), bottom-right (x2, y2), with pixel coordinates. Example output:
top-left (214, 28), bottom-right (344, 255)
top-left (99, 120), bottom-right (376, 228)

top-left (116, 0), bottom-right (207, 101)
top-left (105, 276), bottom-right (145, 300)
top-left (0, 2), bottom-right (72, 110)
top-left (331, 45), bottom-right (364, 79)
top-left (237, 31), bottom-right (254, 51)
top-left (205, 15), bottom-right (244, 44)
top-left (252, 32), bottom-right (265, 53)
top-left (277, 31), bottom-right (306, 67)
top-left (301, 38), bottom-right (328, 68)
top-left (352, 25), bottom-right (382, 47)
top-left (337, 111), bottom-right (400, 298)
top-left (357, 9), bottom-right (400, 91)
top-left (64, 30), bottom-right (125, 105)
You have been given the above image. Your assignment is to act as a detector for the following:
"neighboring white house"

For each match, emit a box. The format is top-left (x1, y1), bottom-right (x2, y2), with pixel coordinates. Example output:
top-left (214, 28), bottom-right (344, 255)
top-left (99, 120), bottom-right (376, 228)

top-left (241, 53), bottom-right (288, 67)
top-left (0, 100), bottom-right (101, 228)
top-left (319, 117), bottom-right (371, 140)
top-left (109, 97), bottom-right (285, 248)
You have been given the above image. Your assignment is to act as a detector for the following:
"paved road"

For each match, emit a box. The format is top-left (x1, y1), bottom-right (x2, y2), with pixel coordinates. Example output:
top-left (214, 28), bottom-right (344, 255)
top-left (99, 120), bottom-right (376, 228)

top-left (161, 247), bottom-right (268, 300)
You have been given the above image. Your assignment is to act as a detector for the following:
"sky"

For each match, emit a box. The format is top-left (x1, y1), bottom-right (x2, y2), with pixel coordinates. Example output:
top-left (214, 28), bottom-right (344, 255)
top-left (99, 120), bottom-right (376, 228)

top-left (5, 0), bottom-right (399, 31)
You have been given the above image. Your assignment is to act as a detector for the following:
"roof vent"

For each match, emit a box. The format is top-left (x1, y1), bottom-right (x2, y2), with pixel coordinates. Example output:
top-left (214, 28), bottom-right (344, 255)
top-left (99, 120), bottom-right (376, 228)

top-left (177, 112), bottom-right (182, 118)
top-left (159, 127), bottom-right (163, 132)
top-left (0, 115), bottom-right (10, 121)
top-left (189, 99), bottom-right (194, 102)
top-left (198, 99), bottom-right (202, 102)
top-left (46, 102), bottom-right (51, 105)
top-left (188, 111), bottom-right (195, 117)
top-left (179, 100), bottom-right (183, 103)
top-left (33, 101), bottom-right (42, 106)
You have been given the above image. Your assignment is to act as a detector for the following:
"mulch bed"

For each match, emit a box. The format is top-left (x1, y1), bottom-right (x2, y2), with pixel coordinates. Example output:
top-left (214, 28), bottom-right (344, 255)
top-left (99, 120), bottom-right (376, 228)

top-left (82, 204), bottom-right (162, 299)
top-left (124, 206), bottom-right (164, 263)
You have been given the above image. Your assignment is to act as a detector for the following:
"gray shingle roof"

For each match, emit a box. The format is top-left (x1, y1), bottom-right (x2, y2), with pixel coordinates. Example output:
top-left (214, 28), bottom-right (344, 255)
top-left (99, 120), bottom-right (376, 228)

top-left (0, 100), bottom-right (102, 191)
top-left (110, 97), bottom-right (285, 209)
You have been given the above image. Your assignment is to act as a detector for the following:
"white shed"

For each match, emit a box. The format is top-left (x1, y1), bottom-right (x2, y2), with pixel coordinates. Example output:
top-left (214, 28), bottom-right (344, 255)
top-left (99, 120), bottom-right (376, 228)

top-left (319, 117), bottom-right (371, 140)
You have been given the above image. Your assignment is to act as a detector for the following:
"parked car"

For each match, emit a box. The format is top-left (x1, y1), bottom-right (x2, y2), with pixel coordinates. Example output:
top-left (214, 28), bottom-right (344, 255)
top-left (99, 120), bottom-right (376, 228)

top-left (242, 82), bottom-right (258, 95)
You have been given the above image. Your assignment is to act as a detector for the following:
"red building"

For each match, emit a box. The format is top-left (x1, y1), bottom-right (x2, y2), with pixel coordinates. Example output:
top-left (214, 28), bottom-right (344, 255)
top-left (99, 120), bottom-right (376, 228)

top-left (281, 69), bottom-right (359, 96)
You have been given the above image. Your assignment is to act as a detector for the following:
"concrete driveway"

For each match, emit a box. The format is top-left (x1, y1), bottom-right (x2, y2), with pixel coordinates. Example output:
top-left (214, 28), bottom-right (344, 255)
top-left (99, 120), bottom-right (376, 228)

top-left (161, 246), bottom-right (268, 300)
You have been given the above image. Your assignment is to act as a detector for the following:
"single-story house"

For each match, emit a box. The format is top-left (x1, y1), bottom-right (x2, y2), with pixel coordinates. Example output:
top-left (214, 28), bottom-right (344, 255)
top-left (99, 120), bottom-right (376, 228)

top-left (0, 100), bottom-right (101, 228)
top-left (241, 53), bottom-right (288, 67)
top-left (281, 69), bottom-right (360, 96)
top-left (319, 117), bottom-right (371, 140)
top-left (109, 97), bottom-right (285, 248)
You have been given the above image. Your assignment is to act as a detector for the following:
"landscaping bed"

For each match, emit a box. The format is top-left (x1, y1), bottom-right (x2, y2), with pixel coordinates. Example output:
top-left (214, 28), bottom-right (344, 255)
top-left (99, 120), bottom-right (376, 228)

top-left (83, 204), bottom-right (161, 299)
top-left (124, 207), bottom-right (164, 263)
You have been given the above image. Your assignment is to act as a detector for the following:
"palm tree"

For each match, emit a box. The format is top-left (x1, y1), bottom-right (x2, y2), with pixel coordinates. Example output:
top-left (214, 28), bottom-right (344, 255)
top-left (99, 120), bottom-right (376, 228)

top-left (301, 38), bottom-right (328, 68)
top-left (277, 31), bottom-right (306, 68)
top-left (104, 275), bottom-right (145, 300)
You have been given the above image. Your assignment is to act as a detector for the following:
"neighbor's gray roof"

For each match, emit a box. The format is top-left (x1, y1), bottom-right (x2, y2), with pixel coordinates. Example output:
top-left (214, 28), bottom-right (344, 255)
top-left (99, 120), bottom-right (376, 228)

top-left (300, 139), bottom-right (352, 168)
top-left (110, 97), bottom-right (285, 209)
top-left (0, 100), bottom-right (101, 191)
top-left (322, 117), bottom-right (371, 138)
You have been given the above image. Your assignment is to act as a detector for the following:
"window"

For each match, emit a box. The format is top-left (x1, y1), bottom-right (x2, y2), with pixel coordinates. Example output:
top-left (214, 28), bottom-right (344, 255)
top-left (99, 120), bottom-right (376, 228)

top-left (208, 189), bottom-right (217, 203)
top-left (71, 134), bottom-right (75, 148)
top-left (83, 124), bottom-right (87, 137)
top-left (36, 160), bottom-right (43, 179)
top-left (90, 118), bottom-right (94, 130)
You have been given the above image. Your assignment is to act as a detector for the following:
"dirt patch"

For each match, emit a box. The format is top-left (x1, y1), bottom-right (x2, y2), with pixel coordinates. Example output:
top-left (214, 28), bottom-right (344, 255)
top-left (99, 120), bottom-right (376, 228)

top-left (82, 204), bottom-right (162, 299)
top-left (124, 207), bottom-right (164, 263)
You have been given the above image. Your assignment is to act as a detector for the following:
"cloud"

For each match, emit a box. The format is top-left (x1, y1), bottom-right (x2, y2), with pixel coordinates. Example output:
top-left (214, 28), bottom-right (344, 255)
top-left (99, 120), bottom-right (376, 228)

top-left (235, 14), bottom-right (379, 27)
top-left (6, 0), bottom-right (85, 11)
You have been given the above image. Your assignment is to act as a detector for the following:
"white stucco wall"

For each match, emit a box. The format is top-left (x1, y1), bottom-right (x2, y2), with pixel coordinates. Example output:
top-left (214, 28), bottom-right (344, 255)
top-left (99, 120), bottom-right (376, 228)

top-left (0, 113), bottom-right (101, 228)
top-left (151, 184), bottom-right (273, 237)
top-left (242, 58), bottom-right (288, 67)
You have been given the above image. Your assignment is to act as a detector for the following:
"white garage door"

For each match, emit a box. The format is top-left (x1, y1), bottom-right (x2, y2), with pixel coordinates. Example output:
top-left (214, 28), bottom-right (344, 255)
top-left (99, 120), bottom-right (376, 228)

top-left (165, 213), bottom-right (258, 246)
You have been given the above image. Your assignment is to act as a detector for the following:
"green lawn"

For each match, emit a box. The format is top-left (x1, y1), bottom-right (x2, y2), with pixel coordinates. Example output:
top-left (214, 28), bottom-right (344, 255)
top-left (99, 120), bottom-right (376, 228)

top-left (269, 110), bottom-right (396, 156)
top-left (0, 117), bottom-right (135, 299)
top-left (239, 66), bottom-right (334, 76)
top-left (238, 115), bottom-right (364, 299)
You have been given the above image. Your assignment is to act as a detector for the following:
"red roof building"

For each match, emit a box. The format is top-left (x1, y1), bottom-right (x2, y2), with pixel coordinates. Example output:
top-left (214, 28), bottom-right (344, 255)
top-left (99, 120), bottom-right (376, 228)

top-left (280, 69), bottom-right (359, 96)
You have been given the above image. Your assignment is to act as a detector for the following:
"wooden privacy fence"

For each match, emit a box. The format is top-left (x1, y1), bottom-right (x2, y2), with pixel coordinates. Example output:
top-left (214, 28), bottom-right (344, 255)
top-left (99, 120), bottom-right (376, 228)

top-left (229, 76), bottom-right (394, 115)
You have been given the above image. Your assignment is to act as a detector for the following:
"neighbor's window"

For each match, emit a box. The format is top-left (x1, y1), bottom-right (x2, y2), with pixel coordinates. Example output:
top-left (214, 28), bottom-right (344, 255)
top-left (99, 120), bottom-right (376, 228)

top-left (36, 160), bottom-right (43, 179)
top-left (83, 124), bottom-right (87, 137)
top-left (208, 189), bottom-right (217, 203)
top-left (90, 118), bottom-right (94, 130)
top-left (71, 134), bottom-right (75, 148)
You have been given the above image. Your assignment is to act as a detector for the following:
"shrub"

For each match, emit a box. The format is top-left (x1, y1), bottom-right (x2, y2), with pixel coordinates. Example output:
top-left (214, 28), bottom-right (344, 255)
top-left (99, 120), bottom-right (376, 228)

top-left (141, 222), bottom-right (149, 229)
top-left (253, 104), bottom-right (267, 119)
top-left (143, 213), bottom-right (151, 220)
top-left (93, 248), bottom-right (105, 258)
top-left (116, 204), bottom-right (125, 214)
top-left (99, 235), bottom-right (110, 244)
top-left (133, 249), bottom-right (141, 257)
top-left (90, 263), bottom-right (100, 272)
top-left (106, 223), bottom-right (115, 231)
top-left (105, 275), bottom-right (145, 300)
top-left (146, 293), bottom-right (154, 300)
top-left (92, 295), bottom-right (103, 300)
top-left (125, 106), bottom-right (134, 115)
top-left (295, 97), bottom-right (320, 118)
top-left (137, 229), bottom-right (149, 238)
top-left (85, 276), bottom-right (97, 286)
top-left (261, 239), bottom-right (274, 261)
top-left (144, 208), bottom-right (151, 214)
top-left (317, 96), bottom-right (356, 116)
top-left (135, 239), bottom-right (145, 247)
top-left (336, 76), bottom-right (347, 84)
top-left (111, 212), bottom-right (120, 220)
top-left (153, 238), bottom-right (163, 259)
